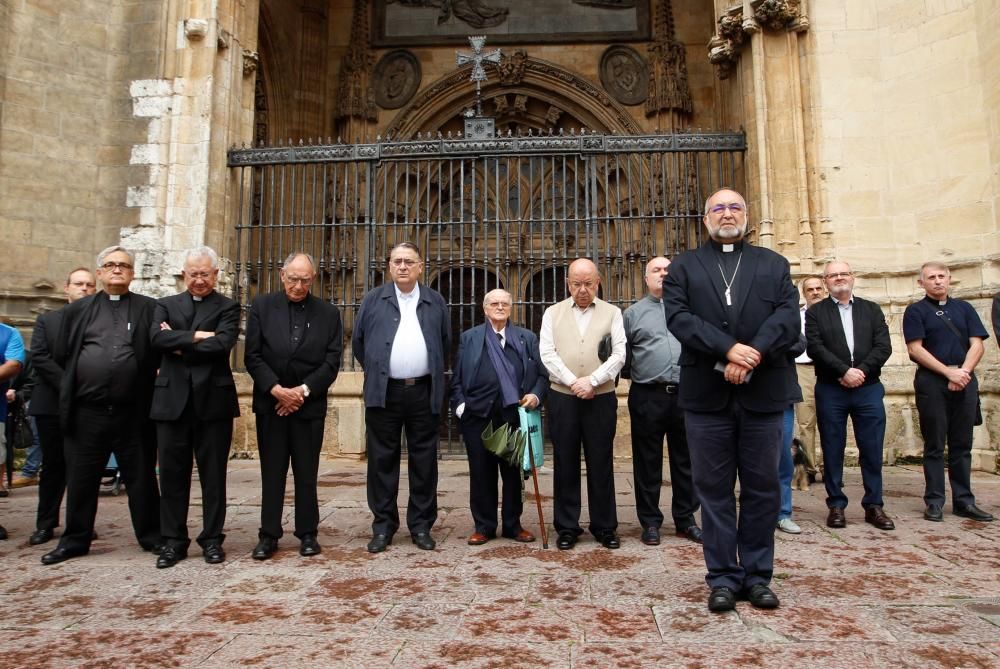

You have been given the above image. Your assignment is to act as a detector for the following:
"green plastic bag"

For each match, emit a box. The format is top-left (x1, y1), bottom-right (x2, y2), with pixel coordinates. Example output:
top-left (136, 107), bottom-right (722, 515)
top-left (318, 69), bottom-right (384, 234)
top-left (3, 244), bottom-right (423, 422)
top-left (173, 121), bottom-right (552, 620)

top-left (518, 407), bottom-right (543, 472)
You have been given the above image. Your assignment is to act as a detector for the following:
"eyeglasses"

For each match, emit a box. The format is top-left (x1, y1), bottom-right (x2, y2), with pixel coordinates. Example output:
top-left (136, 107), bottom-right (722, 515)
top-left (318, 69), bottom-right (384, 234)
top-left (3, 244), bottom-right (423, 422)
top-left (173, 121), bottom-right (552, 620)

top-left (708, 203), bottom-right (745, 215)
top-left (824, 272), bottom-right (853, 279)
top-left (390, 258), bottom-right (420, 267)
top-left (185, 271), bottom-right (216, 280)
top-left (101, 262), bottom-right (133, 272)
top-left (569, 281), bottom-right (596, 291)
top-left (283, 275), bottom-right (313, 285)
top-left (486, 301), bottom-right (511, 308)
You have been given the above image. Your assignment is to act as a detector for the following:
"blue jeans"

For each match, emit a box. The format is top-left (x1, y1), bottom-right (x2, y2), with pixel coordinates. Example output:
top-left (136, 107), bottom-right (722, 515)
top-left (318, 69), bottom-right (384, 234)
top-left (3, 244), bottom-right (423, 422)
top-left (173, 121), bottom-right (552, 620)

top-left (20, 415), bottom-right (42, 477)
top-left (816, 381), bottom-right (886, 509)
top-left (778, 406), bottom-right (795, 520)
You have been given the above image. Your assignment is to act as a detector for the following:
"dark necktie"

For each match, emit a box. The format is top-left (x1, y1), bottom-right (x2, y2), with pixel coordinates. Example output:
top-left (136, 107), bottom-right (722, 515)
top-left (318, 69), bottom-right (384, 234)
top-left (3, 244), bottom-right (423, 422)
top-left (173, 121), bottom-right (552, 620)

top-left (497, 331), bottom-right (504, 347)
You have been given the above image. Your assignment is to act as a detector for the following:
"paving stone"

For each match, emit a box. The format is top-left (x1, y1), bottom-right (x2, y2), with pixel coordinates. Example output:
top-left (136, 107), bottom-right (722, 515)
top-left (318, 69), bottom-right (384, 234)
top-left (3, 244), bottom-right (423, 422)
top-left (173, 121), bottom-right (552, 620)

top-left (0, 460), bottom-right (995, 666)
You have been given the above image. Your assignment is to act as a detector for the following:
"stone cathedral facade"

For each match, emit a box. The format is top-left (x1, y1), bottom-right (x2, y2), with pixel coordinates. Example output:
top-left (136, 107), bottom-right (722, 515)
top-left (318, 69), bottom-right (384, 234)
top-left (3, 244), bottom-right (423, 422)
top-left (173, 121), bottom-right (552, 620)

top-left (1, 1), bottom-right (998, 470)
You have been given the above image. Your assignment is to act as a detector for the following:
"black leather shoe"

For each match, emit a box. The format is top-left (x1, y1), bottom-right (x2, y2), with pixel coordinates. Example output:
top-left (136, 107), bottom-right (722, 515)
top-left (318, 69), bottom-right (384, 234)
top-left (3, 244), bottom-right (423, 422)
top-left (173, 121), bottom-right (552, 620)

top-left (597, 531), bottom-right (620, 549)
top-left (677, 525), bottom-right (703, 544)
top-left (143, 543), bottom-right (166, 555)
top-left (745, 583), bottom-right (780, 609)
top-left (299, 534), bottom-right (322, 556)
top-left (203, 544), bottom-right (226, 564)
top-left (367, 533), bottom-right (392, 553)
top-left (826, 507), bottom-right (846, 528)
top-left (29, 528), bottom-right (54, 545)
top-left (955, 504), bottom-right (994, 522)
top-left (640, 526), bottom-right (660, 546)
top-left (156, 547), bottom-right (186, 569)
top-left (864, 506), bottom-right (895, 531)
top-left (411, 532), bottom-right (436, 550)
top-left (251, 537), bottom-right (278, 560)
top-left (556, 532), bottom-right (577, 551)
top-left (924, 504), bottom-right (943, 522)
top-left (41, 547), bottom-right (86, 565)
top-left (708, 586), bottom-right (736, 612)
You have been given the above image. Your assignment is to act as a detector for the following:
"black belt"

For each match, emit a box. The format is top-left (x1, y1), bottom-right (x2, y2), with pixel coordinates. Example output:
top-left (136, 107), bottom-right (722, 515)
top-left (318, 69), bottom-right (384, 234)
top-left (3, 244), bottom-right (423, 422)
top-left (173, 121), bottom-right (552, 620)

top-left (634, 382), bottom-right (679, 394)
top-left (77, 401), bottom-right (136, 414)
top-left (389, 375), bottom-right (430, 386)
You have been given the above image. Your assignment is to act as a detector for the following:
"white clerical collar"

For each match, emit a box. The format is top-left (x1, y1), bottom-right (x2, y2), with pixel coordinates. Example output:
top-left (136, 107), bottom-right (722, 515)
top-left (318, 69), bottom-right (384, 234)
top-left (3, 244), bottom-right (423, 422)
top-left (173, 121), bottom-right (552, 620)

top-left (192, 295), bottom-right (203, 302)
top-left (721, 243), bottom-right (735, 252)
top-left (108, 294), bottom-right (122, 301)
top-left (395, 283), bottom-right (419, 301)
top-left (937, 299), bottom-right (947, 306)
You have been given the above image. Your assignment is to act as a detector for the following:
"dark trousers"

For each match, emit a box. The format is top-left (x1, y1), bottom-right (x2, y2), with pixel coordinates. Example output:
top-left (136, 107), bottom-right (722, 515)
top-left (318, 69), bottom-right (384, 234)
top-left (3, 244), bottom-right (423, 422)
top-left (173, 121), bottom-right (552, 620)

top-left (365, 379), bottom-right (439, 536)
top-left (156, 403), bottom-right (232, 551)
top-left (685, 399), bottom-right (782, 592)
top-left (58, 404), bottom-right (161, 554)
top-left (255, 412), bottom-right (324, 540)
top-left (627, 383), bottom-right (699, 531)
top-left (914, 369), bottom-right (978, 508)
top-left (815, 380), bottom-right (887, 510)
top-left (34, 415), bottom-right (66, 532)
top-left (548, 390), bottom-right (618, 536)
top-left (460, 405), bottom-right (523, 537)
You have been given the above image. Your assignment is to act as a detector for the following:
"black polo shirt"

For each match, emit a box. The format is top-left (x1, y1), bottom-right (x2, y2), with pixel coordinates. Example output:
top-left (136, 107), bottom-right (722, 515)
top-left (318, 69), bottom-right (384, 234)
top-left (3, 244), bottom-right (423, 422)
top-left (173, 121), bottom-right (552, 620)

top-left (902, 296), bottom-right (989, 366)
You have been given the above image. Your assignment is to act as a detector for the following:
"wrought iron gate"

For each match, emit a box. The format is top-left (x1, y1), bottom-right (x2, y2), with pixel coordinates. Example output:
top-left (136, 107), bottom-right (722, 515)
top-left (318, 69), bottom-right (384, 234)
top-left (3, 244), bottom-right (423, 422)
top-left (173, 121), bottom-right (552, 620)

top-left (228, 130), bottom-right (745, 455)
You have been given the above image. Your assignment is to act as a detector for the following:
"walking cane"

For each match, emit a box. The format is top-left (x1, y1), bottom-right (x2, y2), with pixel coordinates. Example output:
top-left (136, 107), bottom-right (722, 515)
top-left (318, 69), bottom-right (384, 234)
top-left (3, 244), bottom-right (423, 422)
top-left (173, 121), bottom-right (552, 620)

top-left (530, 462), bottom-right (548, 549)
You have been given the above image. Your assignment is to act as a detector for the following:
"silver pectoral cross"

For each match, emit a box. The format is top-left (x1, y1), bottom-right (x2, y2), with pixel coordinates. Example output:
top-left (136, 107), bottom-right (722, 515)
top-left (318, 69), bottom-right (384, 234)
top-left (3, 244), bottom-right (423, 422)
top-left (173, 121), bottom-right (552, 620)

top-left (725, 288), bottom-right (732, 306)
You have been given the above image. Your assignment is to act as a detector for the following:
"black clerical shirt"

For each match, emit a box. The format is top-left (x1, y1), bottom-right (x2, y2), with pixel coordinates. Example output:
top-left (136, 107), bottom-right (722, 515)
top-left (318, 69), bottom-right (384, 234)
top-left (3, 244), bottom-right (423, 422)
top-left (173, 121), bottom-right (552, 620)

top-left (75, 293), bottom-right (139, 405)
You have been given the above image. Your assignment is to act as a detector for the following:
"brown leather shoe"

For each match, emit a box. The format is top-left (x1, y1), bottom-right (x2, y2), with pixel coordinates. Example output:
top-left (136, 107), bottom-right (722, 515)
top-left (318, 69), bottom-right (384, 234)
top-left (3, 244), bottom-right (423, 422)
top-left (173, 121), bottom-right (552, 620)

top-left (826, 507), bottom-right (846, 528)
top-left (510, 529), bottom-right (535, 543)
top-left (864, 506), bottom-right (895, 531)
top-left (467, 532), bottom-right (490, 546)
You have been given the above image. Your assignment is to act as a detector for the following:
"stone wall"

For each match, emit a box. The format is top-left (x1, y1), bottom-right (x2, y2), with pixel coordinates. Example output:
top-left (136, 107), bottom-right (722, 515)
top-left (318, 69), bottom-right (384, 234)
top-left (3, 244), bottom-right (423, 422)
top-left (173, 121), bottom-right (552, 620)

top-left (0, 0), bottom-right (165, 325)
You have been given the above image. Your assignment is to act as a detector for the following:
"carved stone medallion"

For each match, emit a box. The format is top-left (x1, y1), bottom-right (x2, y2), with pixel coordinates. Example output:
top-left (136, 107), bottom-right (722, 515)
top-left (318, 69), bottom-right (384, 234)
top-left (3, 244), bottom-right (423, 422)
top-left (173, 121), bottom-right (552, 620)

top-left (374, 49), bottom-right (421, 109)
top-left (599, 45), bottom-right (648, 106)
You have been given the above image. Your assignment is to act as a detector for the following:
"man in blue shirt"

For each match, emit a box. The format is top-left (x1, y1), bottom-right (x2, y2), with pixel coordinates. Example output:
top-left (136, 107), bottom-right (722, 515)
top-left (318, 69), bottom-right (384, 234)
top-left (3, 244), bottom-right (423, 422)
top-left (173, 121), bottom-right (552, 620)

top-left (0, 320), bottom-right (26, 537)
top-left (903, 262), bottom-right (992, 522)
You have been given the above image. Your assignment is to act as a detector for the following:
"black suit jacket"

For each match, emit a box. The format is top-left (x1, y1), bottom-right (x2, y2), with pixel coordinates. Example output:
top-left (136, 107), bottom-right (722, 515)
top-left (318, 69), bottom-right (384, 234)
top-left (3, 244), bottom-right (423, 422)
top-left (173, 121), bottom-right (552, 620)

top-left (450, 323), bottom-right (549, 417)
top-left (27, 308), bottom-right (64, 417)
top-left (149, 291), bottom-right (241, 422)
top-left (55, 291), bottom-right (160, 432)
top-left (662, 242), bottom-right (800, 413)
top-left (805, 295), bottom-right (891, 386)
top-left (244, 291), bottom-right (343, 420)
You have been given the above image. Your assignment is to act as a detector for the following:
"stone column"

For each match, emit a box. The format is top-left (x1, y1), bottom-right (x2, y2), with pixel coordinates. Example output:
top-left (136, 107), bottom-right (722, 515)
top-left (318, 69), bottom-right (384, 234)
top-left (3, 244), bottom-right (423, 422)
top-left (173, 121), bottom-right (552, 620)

top-left (124, 0), bottom-right (258, 296)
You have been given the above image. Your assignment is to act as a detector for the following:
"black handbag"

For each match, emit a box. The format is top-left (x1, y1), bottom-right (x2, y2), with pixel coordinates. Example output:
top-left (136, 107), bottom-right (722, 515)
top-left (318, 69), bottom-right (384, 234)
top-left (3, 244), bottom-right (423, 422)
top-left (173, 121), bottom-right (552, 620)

top-left (933, 310), bottom-right (982, 426)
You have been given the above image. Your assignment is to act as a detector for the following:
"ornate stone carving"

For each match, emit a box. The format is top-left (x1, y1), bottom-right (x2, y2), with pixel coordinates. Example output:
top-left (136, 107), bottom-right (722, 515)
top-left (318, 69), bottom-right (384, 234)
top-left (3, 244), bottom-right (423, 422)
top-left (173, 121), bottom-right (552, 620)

top-left (707, 1), bottom-right (806, 79)
top-left (184, 18), bottom-right (209, 40)
top-left (383, 55), bottom-right (644, 139)
top-left (374, 50), bottom-right (421, 109)
top-left (545, 105), bottom-right (563, 126)
top-left (751, 0), bottom-right (801, 31)
top-left (599, 45), bottom-right (648, 106)
top-left (335, 0), bottom-right (378, 123)
top-left (242, 49), bottom-right (259, 77)
top-left (497, 49), bottom-right (528, 86)
top-left (645, 0), bottom-right (692, 117)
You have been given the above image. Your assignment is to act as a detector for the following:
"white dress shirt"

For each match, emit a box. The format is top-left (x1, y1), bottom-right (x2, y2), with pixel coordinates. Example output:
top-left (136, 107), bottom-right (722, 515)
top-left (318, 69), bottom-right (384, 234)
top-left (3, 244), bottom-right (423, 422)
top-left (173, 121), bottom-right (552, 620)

top-left (388, 284), bottom-right (430, 378)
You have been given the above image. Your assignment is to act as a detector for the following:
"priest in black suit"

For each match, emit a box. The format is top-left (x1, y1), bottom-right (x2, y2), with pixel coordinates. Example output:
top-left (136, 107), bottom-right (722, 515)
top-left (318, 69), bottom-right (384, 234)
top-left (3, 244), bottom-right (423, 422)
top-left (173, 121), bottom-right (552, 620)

top-left (149, 247), bottom-right (240, 568)
top-left (244, 252), bottom-right (343, 560)
top-left (663, 189), bottom-right (800, 612)
top-left (26, 267), bottom-right (96, 546)
top-left (450, 288), bottom-right (549, 545)
top-left (41, 246), bottom-right (162, 565)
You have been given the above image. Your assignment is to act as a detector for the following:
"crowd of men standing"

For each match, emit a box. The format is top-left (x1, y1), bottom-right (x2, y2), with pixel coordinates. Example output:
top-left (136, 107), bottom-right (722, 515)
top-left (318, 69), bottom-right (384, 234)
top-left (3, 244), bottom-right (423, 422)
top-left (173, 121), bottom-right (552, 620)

top-left (1, 188), bottom-right (996, 614)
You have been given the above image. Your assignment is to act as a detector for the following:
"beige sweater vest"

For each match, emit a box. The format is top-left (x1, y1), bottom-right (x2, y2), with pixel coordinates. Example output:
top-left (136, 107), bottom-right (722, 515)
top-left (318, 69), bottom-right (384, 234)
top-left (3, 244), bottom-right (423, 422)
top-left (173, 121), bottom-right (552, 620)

top-left (549, 297), bottom-right (616, 396)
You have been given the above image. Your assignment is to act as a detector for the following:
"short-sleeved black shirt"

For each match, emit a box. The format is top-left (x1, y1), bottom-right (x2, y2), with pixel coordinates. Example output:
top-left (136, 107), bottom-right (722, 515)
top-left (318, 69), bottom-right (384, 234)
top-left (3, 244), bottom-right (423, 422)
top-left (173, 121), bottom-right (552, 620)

top-left (902, 296), bottom-right (989, 366)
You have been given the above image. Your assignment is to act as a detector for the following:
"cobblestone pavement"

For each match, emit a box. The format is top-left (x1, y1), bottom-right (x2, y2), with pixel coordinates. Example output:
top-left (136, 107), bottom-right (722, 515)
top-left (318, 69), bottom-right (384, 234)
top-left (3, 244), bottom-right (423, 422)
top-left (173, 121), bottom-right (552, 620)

top-left (0, 460), bottom-right (998, 668)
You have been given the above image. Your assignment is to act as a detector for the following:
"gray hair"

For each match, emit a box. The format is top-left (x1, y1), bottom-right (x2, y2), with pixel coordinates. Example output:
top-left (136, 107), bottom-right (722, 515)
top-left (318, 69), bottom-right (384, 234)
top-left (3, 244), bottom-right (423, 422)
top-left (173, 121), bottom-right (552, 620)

top-left (282, 252), bottom-right (317, 272)
top-left (96, 245), bottom-right (135, 267)
top-left (184, 246), bottom-right (219, 269)
top-left (482, 288), bottom-right (512, 308)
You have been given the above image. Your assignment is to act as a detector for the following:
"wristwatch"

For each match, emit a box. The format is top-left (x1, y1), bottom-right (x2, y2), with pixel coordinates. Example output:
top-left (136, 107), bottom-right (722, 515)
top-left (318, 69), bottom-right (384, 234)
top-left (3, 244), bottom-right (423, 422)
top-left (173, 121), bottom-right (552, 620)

top-left (301, 384), bottom-right (311, 398)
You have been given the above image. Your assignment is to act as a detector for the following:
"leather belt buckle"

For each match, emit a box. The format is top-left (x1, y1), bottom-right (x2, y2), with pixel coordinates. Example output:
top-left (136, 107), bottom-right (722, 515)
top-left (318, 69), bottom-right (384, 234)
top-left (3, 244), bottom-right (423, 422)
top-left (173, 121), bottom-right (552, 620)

top-left (403, 377), bottom-right (418, 386)
top-left (664, 383), bottom-right (678, 394)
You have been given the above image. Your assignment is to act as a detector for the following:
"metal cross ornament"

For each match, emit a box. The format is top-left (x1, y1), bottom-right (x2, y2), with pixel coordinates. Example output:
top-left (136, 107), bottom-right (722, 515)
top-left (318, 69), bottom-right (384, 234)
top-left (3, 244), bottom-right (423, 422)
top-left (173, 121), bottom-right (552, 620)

top-left (456, 35), bottom-right (500, 117)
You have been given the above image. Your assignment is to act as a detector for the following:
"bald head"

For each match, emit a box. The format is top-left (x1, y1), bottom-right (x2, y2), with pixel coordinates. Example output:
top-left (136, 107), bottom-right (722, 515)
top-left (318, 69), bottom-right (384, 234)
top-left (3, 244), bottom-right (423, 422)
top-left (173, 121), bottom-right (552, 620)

top-left (567, 258), bottom-right (600, 309)
top-left (644, 256), bottom-right (670, 298)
